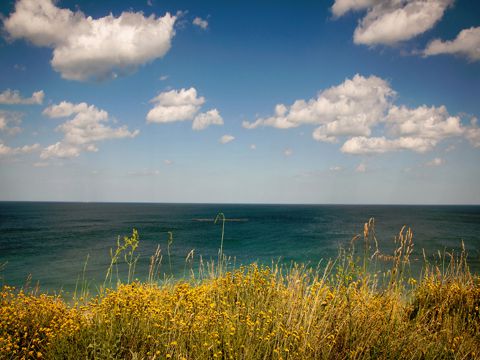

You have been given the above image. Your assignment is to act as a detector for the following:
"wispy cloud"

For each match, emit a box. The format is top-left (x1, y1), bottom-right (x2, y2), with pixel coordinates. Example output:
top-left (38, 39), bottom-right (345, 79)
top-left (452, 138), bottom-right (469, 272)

top-left (0, 110), bottom-right (23, 135)
top-left (192, 17), bottom-right (208, 30)
top-left (356, 162), bottom-right (367, 173)
top-left (425, 157), bottom-right (445, 167)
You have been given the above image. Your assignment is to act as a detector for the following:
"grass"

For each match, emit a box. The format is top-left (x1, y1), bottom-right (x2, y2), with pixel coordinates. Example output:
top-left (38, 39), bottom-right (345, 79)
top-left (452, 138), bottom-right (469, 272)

top-left (1, 218), bottom-right (479, 359)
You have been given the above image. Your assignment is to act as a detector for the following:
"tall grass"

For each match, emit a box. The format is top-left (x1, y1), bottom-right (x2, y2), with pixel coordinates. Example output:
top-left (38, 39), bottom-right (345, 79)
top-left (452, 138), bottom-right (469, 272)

top-left (1, 218), bottom-right (479, 359)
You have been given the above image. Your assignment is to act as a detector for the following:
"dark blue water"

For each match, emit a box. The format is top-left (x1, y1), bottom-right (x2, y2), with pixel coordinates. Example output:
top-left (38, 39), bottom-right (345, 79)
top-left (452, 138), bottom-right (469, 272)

top-left (0, 202), bottom-right (479, 292)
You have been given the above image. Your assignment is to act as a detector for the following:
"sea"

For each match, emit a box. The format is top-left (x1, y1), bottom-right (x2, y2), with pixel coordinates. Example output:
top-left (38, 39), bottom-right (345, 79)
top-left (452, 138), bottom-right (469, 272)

top-left (1, 202), bottom-right (479, 293)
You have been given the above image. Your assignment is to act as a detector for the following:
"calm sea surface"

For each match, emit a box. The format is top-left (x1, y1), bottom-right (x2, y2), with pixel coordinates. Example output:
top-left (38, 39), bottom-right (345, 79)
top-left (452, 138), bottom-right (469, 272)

top-left (1, 202), bottom-right (479, 292)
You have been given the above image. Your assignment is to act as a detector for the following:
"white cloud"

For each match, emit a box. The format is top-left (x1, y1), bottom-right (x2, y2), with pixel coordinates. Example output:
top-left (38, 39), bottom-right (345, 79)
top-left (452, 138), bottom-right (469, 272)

top-left (0, 142), bottom-right (39, 157)
top-left (245, 73), bottom-right (469, 155)
top-left (147, 87), bottom-right (223, 130)
top-left (332, 0), bottom-right (452, 46)
top-left (425, 157), bottom-right (445, 167)
top-left (41, 101), bottom-right (139, 159)
top-left (250, 144), bottom-right (256, 150)
top-left (356, 162), bottom-right (367, 173)
top-left (330, 166), bottom-right (343, 171)
top-left (127, 169), bottom-right (160, 176)
top-left (466, 118), bottom-right (480, 148)
top-left (192, 17), bottom-right (208, 30)
top-left (159, 75), bottom-right (169, 81)
top-left (192, 109), bottom-right (224, 130)
top-left (147, 88), bottom-right (204, 124)
top-left (424, 26), bottom-right (480, 62)
top-left (284, 148), bottom-right (293, 157)
top-left (0, 111), bottom-right (23, 135)
top-left (331, 0), bottom-right (376, 17)
top-left (164, 159), bottom-right (173, 165)
top-left (33, 161), bottom-right (49, 167)
top-left (243, 74), bottom-right (394, 143)
top-left (0, 89), bottom-right (44, 105)
top-left (4, 0), bottom-right (176, 81)
top-left (385, 104), bottom-right (463, 144)
top-left (220, 134), bottom-right (235, 144)
top-left (341, 136), bottom-right (437, 154)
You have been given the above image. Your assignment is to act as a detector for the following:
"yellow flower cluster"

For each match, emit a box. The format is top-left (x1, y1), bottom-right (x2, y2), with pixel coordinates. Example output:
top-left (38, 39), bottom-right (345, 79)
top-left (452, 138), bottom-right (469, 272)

top-left (1, 263), bottom-right (479, 359)
top-left (0, 285), bottom-right (85, 359)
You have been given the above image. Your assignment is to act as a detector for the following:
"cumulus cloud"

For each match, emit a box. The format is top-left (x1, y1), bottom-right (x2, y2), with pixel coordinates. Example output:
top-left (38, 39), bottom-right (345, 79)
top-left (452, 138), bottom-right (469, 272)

top-left (0, 142), bottom-right (39, 157)
top-left (332, 0), bottom-right (452, 46)
top-left (424, 26), bottom-right (480, 62)
top-left (284, 148), bottom-right (293, 157)
top-left (0, 111), bottom-right (23, 135)
top-left (147, 87), bottom-right (223, 130)
top-left (41, 101), bottom-right (139, 159)
top-left (192, 17), bottom-right (208, 30)
top-left (219, 134), bottom-right (235, 144)
top-left (0, 89), bottom-right (44, 105)
top-left (425, 157), bottom-right (445, 167)
top-left (245, 73), bottom-right (471, 155)
top-left (250, 144), bottom-right (256, 150)
top-left (3, 0), bottom-right (176, 81)
top-left (243, 74), bottom-right (394, 143)
top-left (192, 109), bottom-right (224, 130)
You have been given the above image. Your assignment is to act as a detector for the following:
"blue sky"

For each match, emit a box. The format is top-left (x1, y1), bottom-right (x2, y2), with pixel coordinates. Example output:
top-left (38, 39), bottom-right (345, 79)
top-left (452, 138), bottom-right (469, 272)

top-left (0, 0), bottom-right (479, 204)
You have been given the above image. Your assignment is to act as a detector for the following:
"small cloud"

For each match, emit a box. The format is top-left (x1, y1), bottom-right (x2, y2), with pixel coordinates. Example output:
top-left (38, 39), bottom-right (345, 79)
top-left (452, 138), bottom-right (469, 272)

top-left (445, 144), bottom-right (455, 152)
top-left (164, 159), bottom-right (173, 165)
top-left (425, 157), bottom-right (445, 167)
top-left (147, 87), bottom-right (223, 131)
top-left (147, 0), bottom-right (153, 6)
top-left (284, 148), bottom-right (293, 157)
top-left (14, 64), bottom-right (26, 71)
top-left (0, 110), bottom-right (23, 135)
top-left (329, 166), bottom-right (342, 172)
top-left (0, 89), bottom-right (44, 105)
top-left (41, 101), bottom-right (139, 159)
top-left (332, 0), bottom-right (452, 46)
top-left (220, 134), bottom-right (235, 144)
top-left (193, 16), bottom-right (208, 30)
top-left (192, 109), bottom-right (224, 131)
top-left (159, 75), bottom-right (169, 81)
top-left (424, 26), bottom-right (480, 62)
top-left (127, 169), bottom-right (160, 176)
top-left (0, 142), bottom-right (40, 158)
top-left (250, 144), bottom-right (256, 150)
top-left (33, 161), bottom-right (49, 168)
top-left (356, 162), bottom-right (367, 173)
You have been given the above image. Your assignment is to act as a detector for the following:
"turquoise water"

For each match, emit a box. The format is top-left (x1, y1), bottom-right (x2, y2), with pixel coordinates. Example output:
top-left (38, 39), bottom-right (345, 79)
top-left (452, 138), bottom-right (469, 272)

top-left (1, 202), bottom-right (479, 292)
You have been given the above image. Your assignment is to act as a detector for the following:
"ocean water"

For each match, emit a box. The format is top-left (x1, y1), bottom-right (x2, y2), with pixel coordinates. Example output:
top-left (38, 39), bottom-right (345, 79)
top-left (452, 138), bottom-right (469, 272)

top-left (1, 202), bottom-right (479, 293)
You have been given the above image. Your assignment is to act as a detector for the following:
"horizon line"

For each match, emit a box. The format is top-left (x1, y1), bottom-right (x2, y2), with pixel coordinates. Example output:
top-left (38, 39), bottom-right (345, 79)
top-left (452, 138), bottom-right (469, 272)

top-left (0, 200), bottom-right (479, 206)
